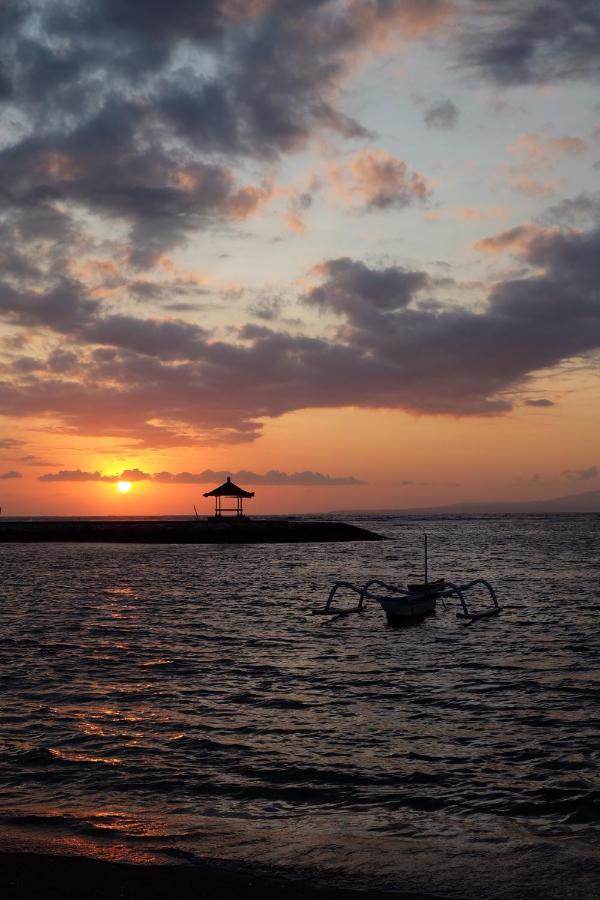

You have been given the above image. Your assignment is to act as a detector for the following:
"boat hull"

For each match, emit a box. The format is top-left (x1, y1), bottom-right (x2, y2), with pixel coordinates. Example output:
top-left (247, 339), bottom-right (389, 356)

top-left (377, 593), bottom-right (437, 625)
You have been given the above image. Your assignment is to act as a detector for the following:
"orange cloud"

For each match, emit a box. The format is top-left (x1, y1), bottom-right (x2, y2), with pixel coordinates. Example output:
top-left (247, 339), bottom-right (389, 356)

top-left (474, 224), bottom-right (560, 256)
top-left (284, 208), bottom-right (307, 234)
top-left (502, 132), bottom-right (585, 198)
top-left (42, 151), bottom-right (84, 180)
top-left (426, 206), bottom-right (508, 222)
top-left (225, 183), bottom-right (272, 219)
top-left (326, 149), bottom-right (429, 210)
top-left (502, 132), bottom-right (586, 197)
top-left (67, 258), bottom-right (120, 280)
top-left (508, 176), bottom-right (557, 198)
top-left (508, 133), bottom-right (586, 165)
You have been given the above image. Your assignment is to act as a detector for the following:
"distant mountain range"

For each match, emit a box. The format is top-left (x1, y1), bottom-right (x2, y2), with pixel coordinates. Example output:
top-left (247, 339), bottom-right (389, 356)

top-left (332, 488), bottom-right (600, 515)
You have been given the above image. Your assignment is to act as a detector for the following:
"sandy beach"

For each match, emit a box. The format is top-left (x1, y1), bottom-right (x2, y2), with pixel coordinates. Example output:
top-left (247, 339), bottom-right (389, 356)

top-left (0, 851), bottom-right (453, 900)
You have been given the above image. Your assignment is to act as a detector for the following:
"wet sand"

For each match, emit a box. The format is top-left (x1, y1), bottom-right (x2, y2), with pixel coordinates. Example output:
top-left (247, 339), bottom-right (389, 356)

top-left (0, 520), bottom-right (383, 543)
top-left (0, 851), bottom-right (453, 900)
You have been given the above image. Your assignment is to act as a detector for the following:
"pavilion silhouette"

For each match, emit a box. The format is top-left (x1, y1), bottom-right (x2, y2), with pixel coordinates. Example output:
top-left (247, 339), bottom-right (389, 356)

top-left (203, 476), bottom-right (254, 518)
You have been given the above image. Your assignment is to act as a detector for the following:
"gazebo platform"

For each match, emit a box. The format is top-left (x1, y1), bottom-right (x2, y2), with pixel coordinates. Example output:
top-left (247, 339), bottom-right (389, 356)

top-left (0, 519), bottom-right (384, 544)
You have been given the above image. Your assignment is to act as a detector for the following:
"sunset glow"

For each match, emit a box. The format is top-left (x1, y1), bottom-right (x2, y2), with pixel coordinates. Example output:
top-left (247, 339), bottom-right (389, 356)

top-left (0, 2), bottom-right (599, 515)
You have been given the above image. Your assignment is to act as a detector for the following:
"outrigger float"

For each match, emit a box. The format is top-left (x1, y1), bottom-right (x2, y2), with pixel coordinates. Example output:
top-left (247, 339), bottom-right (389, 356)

top-left (312, 535), bottom-right (501, 626)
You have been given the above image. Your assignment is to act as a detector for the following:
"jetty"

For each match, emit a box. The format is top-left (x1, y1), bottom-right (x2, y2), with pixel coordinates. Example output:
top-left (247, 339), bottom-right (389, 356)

top-left (0, 519), bottom-right (383, 544)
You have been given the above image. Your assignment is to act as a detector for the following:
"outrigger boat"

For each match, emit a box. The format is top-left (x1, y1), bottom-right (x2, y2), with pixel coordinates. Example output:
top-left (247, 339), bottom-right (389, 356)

top-left (312, 535), bottom-right (501, 626)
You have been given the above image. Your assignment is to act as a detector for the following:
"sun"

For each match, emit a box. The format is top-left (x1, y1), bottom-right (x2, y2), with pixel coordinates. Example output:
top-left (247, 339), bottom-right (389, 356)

top-left (117, 481), bottom-right (132, 493)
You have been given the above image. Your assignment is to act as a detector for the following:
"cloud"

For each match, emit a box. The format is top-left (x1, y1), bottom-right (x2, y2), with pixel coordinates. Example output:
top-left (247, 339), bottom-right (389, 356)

top-left (0, 0), bottom-right (453, 281)
top-left (544, 194), bottom-right (600, 227)
top-left (2, 217), bottom-right (600, 446)
top-left (0, 114), bottom-right (272, 267)
top-left (307, 257), bottom-right (428, 320)
top-left (507, 176), bottom-right (558, 199)
top-left (497, 132), bottom-right (586, 198)
top-left (248, 297), bottom-right (283, 321)
top-left (39, 467), bottom-right (365, 486)
top-left (0, 438), bottom-right (27, 450)
top-left (284, 192), bottom-right (312, 234)
top-left (424, 99), bottom-right (459, 130)
top-left (524, 398), bottom-right (555, 407)
top-left (507, 133), bottom-right (586, 165)
top-left (153, 469), bottom-right (366, 486)
top-left (474, 224), bottom-right (560, 256)
top-left (514, 473), bottom-right (542, 485)
top-left (19, 455), bottom-right (64, 467)
top-left (0, 470), bottom-right (22, 480)
top-left (561, 465), bottom-right (598, 482)
top-left (3, 0), bottom-right (450, 158)
top-left (462, 0), bottom-right (600, 85)
top-left (426, 206), bottom-right (508, 223)
top-left (0, 277), bottom-right (209, 361)
top-left (326, 149), bottom-right (430, 211)
top-left (38, 468), bottom-right (151, 483)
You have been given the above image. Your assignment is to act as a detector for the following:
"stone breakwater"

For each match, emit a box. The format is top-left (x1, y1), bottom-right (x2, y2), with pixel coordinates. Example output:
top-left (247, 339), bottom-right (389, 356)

top-left (0, 519), bottom-right (384, 543)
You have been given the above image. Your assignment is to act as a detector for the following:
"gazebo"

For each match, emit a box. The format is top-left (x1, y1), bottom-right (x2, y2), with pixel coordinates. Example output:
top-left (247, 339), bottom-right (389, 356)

top-left (203, 476), bottom-right (255, 518)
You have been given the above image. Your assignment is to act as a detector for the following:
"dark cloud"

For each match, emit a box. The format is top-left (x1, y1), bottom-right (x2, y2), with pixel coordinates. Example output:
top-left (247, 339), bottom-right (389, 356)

top-left (307, 257), bottom-right (428, 322)
top-left (0, 437), bottom-right (26, 449)
top-left (395, 479), bottom-right (431, 486)
top-left (85, 0), bottom-right (229, 43)
top-left (0, 65), bottom-right (13, 100)
top-left (153, 469), bottom-right (366, 486)
top-left (83, 315), bottom-right (208, 360)
top-left (1, 2), bottom-right (599, 448)
top-left (463, 0), bottom-right (600, 84)
top-left (0, 470), bottom-right (22, 480)
top-left (18, 455), bottom-right (64, 467)
top-left (248, 297), bottom-right (283, 321)
top-left (424, 99), bottom-right (459, 129)
top-left (561, 465), bottom-right (598, 482)
top-left (39, 467), bottom-right (365, 485)
top-left (0, 278), bottom-right (208, 361)
top-left (38, 467), bottom-right (151, 483)
top-left (0, 0), bottom-right (453, 272)
top-left (0, 279), bottom-right (99, 332)
top-left (2, 220), bottom-right (600, 445)
top-left (46, 350), bottom-right (79, 374)
top-left (543, 194), bottom-right (600, 228)
top-left (514, 473), bottom-right (542, 485)
top-left (0, 101), bottom-right (271, 266)
top-left (524, 398), bottom-right (555, 407)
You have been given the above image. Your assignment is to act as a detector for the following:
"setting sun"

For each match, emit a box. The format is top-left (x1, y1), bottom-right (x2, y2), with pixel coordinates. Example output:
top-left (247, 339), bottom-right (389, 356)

top-left (117, 481), bottom-right (132, 493)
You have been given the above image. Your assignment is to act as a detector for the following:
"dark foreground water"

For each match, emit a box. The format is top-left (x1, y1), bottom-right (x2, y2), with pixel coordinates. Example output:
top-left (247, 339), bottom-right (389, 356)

top-left (1, 515), bottom-right (599, 899)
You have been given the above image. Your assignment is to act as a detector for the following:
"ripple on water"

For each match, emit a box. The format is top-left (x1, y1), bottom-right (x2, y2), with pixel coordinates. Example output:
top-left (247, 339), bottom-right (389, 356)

top-left (1, 514), bottom-right (600, 899)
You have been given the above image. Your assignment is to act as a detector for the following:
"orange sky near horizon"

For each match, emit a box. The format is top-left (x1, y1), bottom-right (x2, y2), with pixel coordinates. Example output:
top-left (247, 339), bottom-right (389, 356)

top-left (2, 366), bottom-right (599, 515)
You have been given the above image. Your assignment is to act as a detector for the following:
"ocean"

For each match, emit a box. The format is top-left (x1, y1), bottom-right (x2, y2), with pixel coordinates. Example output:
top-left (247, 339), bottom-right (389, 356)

top-left (1, 515), bottom-right (599, 899)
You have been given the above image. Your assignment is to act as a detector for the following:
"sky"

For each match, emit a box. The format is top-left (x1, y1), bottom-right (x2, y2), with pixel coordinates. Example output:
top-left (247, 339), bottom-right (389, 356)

top-left (1, 0), bottom-right (599, 515)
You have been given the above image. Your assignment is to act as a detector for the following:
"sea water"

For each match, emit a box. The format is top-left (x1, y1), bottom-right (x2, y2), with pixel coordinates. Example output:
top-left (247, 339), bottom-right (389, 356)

top-left (1, 515), bottom-right (599, 898)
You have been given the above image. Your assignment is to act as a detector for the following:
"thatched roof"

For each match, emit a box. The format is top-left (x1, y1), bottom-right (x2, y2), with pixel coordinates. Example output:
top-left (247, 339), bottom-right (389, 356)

top-left (203, 476), bottom-right (255, 498)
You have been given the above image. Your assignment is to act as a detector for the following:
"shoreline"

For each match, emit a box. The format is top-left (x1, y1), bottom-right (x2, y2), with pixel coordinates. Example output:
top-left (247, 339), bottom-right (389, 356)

top-left (0, 850), bottom-right (455, 900)
top-left (0, 519), bottom-right (384, 544)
